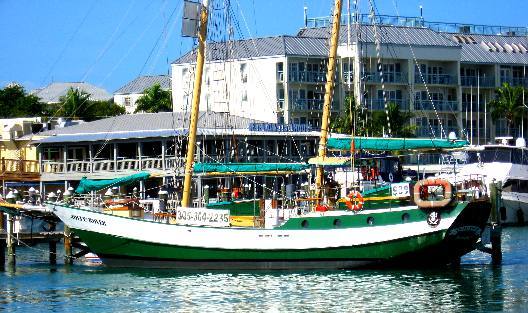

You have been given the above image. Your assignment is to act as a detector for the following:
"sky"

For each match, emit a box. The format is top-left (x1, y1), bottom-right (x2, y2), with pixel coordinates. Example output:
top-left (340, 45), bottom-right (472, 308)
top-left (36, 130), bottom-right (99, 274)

top-left (0, 0), bottom-right (526, 94)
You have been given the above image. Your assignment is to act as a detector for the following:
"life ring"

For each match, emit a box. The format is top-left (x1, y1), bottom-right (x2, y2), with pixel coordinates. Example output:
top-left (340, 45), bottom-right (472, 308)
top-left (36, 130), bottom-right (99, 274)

top-left (388, 172), bottom-right (394, 182)
top-left (413, 178), bottom-right (453, 209)
top-left (346, 191), bottom-right (364, 211)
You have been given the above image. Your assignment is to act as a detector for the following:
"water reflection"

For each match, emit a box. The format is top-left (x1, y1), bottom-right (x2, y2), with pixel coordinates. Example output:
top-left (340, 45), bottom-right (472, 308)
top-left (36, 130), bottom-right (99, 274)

top-left (1, 228), bottom-right (527, 312)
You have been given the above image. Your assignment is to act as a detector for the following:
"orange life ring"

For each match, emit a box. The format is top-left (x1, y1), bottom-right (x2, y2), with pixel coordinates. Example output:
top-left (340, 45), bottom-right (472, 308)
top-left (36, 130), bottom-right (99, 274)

top-left (346, 191), bottom-right (364, 211)
top-left (413, 178), bottom-right (453, 209)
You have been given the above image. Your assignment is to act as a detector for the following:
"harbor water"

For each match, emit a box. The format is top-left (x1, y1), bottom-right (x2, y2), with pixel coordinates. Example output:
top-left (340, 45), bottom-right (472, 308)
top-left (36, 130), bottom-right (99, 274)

top-left (1, 227), bottom-right (527, 312)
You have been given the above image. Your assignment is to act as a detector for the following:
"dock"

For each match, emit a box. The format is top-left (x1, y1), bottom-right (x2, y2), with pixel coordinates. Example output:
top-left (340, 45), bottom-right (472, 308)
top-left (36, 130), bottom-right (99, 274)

top-left (0, 202), bottom-right (88, 271)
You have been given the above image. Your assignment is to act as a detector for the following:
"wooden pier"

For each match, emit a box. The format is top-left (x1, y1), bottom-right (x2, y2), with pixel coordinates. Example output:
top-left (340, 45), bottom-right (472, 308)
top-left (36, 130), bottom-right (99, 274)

top-left (0, 202), bottom-right (87, 271)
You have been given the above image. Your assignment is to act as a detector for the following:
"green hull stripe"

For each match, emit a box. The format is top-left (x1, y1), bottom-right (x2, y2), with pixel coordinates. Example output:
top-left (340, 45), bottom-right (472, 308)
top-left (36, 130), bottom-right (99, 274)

top-left (73, 228), bottom-right (447, 261)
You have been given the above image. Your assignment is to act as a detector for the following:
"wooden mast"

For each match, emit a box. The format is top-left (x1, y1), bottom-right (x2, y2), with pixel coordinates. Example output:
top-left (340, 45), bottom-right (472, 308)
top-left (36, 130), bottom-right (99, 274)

top-left (182, 0), bottom-right (209, 208)
top-left (315, 0), bottom-right (343, 201)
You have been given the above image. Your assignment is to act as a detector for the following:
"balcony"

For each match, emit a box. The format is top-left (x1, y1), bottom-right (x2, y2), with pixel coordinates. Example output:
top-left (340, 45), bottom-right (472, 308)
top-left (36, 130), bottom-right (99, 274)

top-left (41, 157), bottom-right (182, 174)
top-left (290, 99), bottom-right (339, 112)
top-left (0, 158), bottom-right (40, 181)
top-left (366, 99), bottom-right (410, 111)
top-left (500, 77), bottom-right (528, 87)
top-left (288, 71), bottom-right (328, 83)
top-left (461, 76), bottom-right (496, 87)
top-left (362, 72), bottom-right (407, 84)
top-left (462, 102), bottom-right (486, 112)
top-left (415, 74), bottom-right (456, 85)
top-left (414, 100), bottom-right (458, 111)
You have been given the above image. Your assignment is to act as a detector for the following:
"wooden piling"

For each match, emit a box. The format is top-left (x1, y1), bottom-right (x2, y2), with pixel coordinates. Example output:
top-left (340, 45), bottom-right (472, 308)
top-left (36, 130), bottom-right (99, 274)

top-left (0, 212), bottom-right (4, 270)
top-left (49, 240), bottom-right (57, 265)
top-left (64, 226), bottom-right (73, 265)
top-left (6, 214), bottom-right (15, 267)
top-left (489, 181), bottom-right (502, 265)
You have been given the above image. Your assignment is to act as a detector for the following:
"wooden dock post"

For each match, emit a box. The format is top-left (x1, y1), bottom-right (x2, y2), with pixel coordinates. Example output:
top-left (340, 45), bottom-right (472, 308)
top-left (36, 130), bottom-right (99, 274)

top-left (64, 226), bottom-right (73, 265)
top-left (489, 181), bottom-right (502, 265)
top-left (6, 214), bottom-right (15, 267)
top-left (0, 212), bottom-right (5, 271)
top-left (49, 240), bottom-right (57, 265)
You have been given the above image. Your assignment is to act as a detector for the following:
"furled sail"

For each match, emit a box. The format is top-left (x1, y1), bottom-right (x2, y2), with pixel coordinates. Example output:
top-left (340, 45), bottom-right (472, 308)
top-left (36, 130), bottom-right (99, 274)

top-left (75, 172), bottom-right (150, 194)
top-left (327, 137), bottom-right (469, 151)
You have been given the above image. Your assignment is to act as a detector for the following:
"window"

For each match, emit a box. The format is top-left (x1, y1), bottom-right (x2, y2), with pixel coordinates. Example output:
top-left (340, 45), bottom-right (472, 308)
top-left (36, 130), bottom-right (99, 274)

top-left (124, 97), bottom-right (131, 106)
top-left (240, 63), bottom-right (247, 83)
top-left (276, 62), bottom-right (284, 81)
top-left (242, 89), bottom-right (248, 102)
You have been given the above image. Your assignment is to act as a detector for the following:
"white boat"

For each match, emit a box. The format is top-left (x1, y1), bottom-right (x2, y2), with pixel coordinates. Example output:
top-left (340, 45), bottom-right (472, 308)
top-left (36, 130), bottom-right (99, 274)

top-left (436, 138), bottom-right (528, 225)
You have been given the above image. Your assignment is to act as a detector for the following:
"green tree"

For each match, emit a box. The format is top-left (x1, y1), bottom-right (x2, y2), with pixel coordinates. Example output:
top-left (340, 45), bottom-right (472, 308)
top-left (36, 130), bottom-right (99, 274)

top-left (488, 82), bottom-right (525, 135)
top-left (84, 100), bottom-right (125, 121)
top-left (58, 87), bottom-right (91, 119)
top-left (331, 96), bottom-right (414, 137)
top-left (372, 102), bottom-right (416, 138)
top-left (0, 84), bottom-right (45, 117)
top-left (52, 88), bottom-right (124, 121)
top-left (134, 83), bottom-right (172, 113)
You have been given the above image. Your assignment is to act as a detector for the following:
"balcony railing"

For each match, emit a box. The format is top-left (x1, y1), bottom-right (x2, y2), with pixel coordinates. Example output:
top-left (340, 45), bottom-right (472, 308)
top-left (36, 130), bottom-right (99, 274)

top-left (366, 99), bottom-right (410, 111)
top-left (41, 155), bottom-right (307, 174)
top-left (42, 157), bottom-right (182, 174)
top-left (500, 77), bottom-right (528, 87)
top-left (462, 102), bottom-right (486, 112)
top-left (415, 74), bottom-right (456, 85)
top-left (414, 100), bottom-right (458, 111)
top-left (461, 76), bottom-right (496, 87)
top-left (362, 72), bottom-right (407, 84)
top-left (288, 71), bottom-right (328, 83)
top-left (0, 158), bottom-right (39, 176)
top-left (290, 99), bottom-right (338, 112)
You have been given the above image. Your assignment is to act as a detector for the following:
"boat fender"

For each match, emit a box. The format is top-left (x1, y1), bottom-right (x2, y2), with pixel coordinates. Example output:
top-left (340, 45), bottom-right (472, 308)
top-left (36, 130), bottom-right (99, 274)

top-left (413, 178), bottom-right (453, 209)
top-left (346, 191), bottom-right (364, 211)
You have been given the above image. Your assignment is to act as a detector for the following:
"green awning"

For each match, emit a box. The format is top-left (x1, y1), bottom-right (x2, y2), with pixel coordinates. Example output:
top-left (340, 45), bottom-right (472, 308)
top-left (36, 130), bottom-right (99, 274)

top-left (75, 172), bottom-right (150, 194)
top-left (193, 163), bottom-right (310, 176)
top-left (327, 137), bottom-right (469, 151)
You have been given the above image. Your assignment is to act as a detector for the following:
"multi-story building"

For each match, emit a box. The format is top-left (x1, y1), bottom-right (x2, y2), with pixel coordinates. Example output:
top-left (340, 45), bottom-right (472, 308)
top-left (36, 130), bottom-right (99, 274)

top-left (171, 15), bottom-right (528, 145)
top-left (114, 75), bottom-right (170, 114)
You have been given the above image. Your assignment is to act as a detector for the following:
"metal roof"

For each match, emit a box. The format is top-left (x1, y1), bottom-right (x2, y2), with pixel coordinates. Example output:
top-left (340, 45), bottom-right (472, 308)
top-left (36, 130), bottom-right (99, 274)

top-left (443, 33), bottom-right (528, 64)
top-left (172, 36), bottom-right (329, 64)
top-left (31, 82), bottom-right (112, 103)
top-left (298, 25), bottom-right (460, 47)
top-left (31, 112), bottom-right (272, 143)
top-left (114, 75), bottom-right (170, 94)
top-left (36, 128), bottom-right (320, 144)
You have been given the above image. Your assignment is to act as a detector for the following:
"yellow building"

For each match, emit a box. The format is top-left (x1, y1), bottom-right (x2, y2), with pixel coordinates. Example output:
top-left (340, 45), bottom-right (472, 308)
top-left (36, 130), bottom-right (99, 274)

top-left (0, 118), bottom-right (42, 184)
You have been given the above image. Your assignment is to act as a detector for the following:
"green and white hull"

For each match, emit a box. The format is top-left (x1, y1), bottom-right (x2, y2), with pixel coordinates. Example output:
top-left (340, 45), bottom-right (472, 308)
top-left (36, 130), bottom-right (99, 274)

top-left (49, 199), bottom-right (491, 270)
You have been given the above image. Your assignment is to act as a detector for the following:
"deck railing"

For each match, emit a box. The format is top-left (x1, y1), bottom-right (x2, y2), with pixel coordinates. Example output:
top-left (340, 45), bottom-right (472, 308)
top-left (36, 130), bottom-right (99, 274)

top-left (42, 157), bottom-right (185, 174)
top-left (0, 158), bottom-right (39, 175)
top-left (41, 155), bottom-right (304, 174)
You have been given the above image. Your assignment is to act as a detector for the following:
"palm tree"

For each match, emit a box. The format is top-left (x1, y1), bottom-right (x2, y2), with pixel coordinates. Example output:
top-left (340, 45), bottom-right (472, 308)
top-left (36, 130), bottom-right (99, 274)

top-left (488, 82), bottom-right (525, 135)
top-left (59, 87), bottom-right (91, 119)
top-left (376, 102), bottom-right (416, 138)
top-left (134, 83), bottom-right (172, 113)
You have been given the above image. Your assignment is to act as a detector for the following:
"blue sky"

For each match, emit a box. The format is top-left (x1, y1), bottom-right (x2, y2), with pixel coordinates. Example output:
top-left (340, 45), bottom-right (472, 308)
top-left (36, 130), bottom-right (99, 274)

top-left (0, 0), bottom-right (526, 93)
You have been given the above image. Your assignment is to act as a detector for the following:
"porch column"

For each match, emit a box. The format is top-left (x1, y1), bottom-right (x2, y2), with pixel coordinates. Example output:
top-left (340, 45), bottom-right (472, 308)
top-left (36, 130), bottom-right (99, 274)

top-left (63, 145), bottom-right (67, 173)
top-left (88, 144), bottom-right (93, 173)
top-left (161, 140), bottom-right (167, 171)
top-left (113, 143), bottom-right (118, 172)
top-left (138, 142), bottom-right (143, 171)
top-left (38, 149), bottom-right (43, 178)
